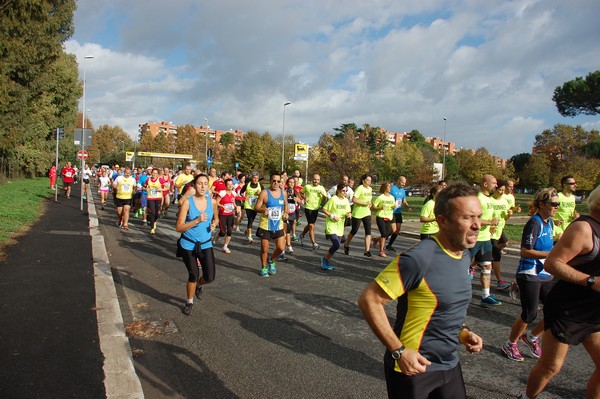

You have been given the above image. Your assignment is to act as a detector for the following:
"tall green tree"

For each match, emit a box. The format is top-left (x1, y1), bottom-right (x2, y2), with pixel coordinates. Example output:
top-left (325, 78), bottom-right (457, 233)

top-left (378, 141), bottom-right (426, 182)
top-left (236, 131), bottom-right (268, 174)
top-left (0, 0), bottom-right (79, 177)
top-left (553, 70), bottom-right (600, 117)
top-left (309, 131), bottom-right (371, 185)
top-left (533, 124), bottom-right (596, 176)
top-left (87, 125), bottom-right (132, 165)
top-left (520, 154), bottom-right (551, 190)
top-left (455, 148), bottom-right (503, 184)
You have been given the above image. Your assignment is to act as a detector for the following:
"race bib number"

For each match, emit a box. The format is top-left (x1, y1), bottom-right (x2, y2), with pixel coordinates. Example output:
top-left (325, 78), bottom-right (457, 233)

top-left (65, 171), bottom-right (72, 177)
top-left (150, 189), bottom-right (159, 197)
top-left (395, 199), bottom-right (402, 209)
top-left (288, 203), bottom-right (296, 213)
top-left (224, 203), bottom-right (235, 213)
top-left (122, 184), bottom-right (132, 193)
top-left (268, 207), bottom-right (282, 221)
top-left (248, 196), bottom-right (258, 207)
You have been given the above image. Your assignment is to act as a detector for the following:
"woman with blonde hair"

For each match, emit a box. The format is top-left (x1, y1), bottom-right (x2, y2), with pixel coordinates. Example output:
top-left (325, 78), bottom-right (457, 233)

top-left (502, 187), bottom-right (559, 362)
top-left (519, 185), bottom-right (600, 398)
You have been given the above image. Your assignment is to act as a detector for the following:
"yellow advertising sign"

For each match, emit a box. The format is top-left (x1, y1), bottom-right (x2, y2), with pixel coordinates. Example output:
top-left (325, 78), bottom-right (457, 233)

top-left (126, 151), bottom-right (192, 161)
top-left (294, 144), bottom-right (308, 156)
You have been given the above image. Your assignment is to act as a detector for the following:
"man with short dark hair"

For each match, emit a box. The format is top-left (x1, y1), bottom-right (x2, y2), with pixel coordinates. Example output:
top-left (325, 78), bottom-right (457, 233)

top-left (255, 172), bottom-right (288, 277)
top-left (359, 183), bottom-right (484, 399)
top-left (386, 176), bottom-right (412, 252)
top-left (554, 175), bottom-right (580, 241)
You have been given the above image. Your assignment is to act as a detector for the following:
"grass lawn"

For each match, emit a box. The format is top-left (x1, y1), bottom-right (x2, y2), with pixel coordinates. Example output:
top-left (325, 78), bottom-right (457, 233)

top-left (0, 178), bottom-right (51, 253)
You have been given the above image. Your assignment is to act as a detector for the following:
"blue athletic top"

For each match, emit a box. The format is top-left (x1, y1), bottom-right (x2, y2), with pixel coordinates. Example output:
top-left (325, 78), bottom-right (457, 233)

top-left (259, 188), bottom-right (285, 231)
top-left (390, 185), bottom-right (406, 215)
top-left (517, 213), bottom-right (553, 281)
top-left (180, 195), bottom-right (214, 251)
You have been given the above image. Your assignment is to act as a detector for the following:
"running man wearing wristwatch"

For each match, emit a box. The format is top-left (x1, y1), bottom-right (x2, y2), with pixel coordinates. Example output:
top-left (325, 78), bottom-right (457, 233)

top-left (359, 183), bottom-right (483, 399)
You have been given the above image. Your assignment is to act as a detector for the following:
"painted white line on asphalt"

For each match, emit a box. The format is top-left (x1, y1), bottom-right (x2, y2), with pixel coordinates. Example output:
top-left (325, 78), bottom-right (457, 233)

top-left (87, 192), bottom-right (145, 399)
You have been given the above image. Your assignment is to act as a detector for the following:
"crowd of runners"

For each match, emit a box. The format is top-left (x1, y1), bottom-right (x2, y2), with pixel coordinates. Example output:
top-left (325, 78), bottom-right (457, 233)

top-left (52, 162), bottom-right (599, 399)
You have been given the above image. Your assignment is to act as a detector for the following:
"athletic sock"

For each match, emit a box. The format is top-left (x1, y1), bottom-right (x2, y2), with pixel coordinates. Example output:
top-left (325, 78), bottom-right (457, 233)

top-left (388, 233), bottom-right (398, 246)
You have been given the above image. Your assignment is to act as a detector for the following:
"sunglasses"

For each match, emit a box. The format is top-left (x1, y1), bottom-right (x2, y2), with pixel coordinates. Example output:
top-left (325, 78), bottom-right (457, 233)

top-left (544, 201), bottom-right (560, 207)
top-left (271, 180), bottom-right (281, 183)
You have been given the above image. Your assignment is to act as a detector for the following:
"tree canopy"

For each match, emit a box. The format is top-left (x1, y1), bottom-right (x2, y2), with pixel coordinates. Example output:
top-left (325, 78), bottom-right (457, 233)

top-left (0, 0), bottom-right (80, 178)
top-left (553, 70), bottom-right (600, 117)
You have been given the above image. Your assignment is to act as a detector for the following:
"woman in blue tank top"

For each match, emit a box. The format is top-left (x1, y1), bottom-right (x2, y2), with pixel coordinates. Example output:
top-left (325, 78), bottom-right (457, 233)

top-left (176, 174), bottom-right (219, 316)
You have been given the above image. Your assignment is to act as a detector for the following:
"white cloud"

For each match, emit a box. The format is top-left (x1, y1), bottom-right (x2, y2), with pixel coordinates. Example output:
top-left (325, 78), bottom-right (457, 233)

top-left (69, 0), bottom-right (600, 158)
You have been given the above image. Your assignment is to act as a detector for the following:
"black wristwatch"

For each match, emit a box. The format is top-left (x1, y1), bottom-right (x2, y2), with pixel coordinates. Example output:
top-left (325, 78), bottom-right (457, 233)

top-left (391, 346), bottom-right (406, 360)
top-left (587, 275), bottom-right (596, 288)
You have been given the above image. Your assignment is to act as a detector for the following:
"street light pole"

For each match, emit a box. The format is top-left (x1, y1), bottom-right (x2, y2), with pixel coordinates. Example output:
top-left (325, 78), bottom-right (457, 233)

top-left (203, 117), bottom-right (209, 173)
top-left (281, 102), bottom-right (291, 171)
top-left (80, 55), bottom-right (93, 211)
top-left (442, 117), bottom-right (447, 181)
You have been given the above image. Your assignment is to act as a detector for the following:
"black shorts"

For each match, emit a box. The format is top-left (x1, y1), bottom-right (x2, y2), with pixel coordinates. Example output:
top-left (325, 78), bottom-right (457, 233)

top-left (385, 362), bottom-right (466, 399)
top-left (499, 231), bottom-right (508, 244)
top-left (63, 181), bottom-right (73, 188)
top-left (235, 199), bottom-right (243, 207)
top-left (83, 178), bottom-right (90, 184)
top-left (490, 239), bottom-right (502, 262)
top-left (470, 240), bottom-right (493, 264)
top-left (350, 215), bottom-right (372, 236)
top-left (544, 307), bottom-right (600, 346)
top-left (256, 228), bottom-right (285, 241)
top-left (115, 198), bottom-right (132, 208)
top-left (392, 213), bottom-right (403, 224)
top-left (305, 208), bottom-right (320, 224)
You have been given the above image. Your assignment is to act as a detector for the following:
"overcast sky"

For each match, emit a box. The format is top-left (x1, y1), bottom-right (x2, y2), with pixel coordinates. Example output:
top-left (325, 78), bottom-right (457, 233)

top-left (66, 0), bottom-right (600, 159)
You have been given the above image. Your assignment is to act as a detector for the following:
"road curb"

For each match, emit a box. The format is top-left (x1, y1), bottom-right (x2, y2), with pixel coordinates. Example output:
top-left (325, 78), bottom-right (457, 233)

top-left (88, 192), bottom-right (145, 399)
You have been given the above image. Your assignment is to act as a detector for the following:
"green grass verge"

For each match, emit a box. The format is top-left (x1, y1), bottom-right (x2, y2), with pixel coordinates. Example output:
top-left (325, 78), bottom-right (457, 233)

top-left (0, 178), bottom-right (51, 246)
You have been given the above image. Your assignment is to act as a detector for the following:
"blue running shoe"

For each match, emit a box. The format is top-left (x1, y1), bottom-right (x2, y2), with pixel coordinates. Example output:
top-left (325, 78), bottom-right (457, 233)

top-left (481, 294), bottom-right (502, 306)
top-left (259, 267), bottom-right (269, 277)
top-left (268, 260), bottom-right (276, 275)
top-left (321, 257), bottom-right (334, 271)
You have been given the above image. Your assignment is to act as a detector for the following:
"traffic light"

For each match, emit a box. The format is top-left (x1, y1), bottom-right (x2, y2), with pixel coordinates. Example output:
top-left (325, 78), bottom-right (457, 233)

top-left (54, 127), bottom-right (65, 140)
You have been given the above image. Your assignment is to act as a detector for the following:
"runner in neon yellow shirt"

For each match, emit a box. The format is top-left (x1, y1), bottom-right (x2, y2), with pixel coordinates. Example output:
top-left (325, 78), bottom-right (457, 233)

top-left (554, 175), bottom-right (580, 241)
top-left (490, 180), bottom-right (513, 291)
top-left (420, 186), bottom-right (440, 239)
top-left (372, 182), bottom-right (396, 257)
top-left (470, 174), bottom-right (501, 306)
top-left (343, 174), bottom-right (374, 258)
top-left (299, 174), bottom-right (327, 250)
top-left (320, 183), bottom-right (352, 270)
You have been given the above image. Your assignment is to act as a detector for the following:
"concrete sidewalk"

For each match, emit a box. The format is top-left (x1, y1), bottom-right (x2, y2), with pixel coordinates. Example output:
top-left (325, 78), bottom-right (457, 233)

top-left (0, 189), bottom-right (142, 398)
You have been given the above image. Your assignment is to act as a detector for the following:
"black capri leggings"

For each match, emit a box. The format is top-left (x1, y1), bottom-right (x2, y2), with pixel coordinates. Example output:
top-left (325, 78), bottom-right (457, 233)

top-left (326, 234), bottom-right (341, 255)
top-left (218, 214), bottom-right (234, 237)
top-left (376, 217), bottom-right (392, 239)
top-left (147, 199), bottom-right (161, 226)
top-left (245, 209), bottom-right (258, 229)
top-left (181, 247), bottom-right (216, 284)
top-left (350, 215), bottom-right (372, 236)
top-left (517, 277), bottom-right (556, 324)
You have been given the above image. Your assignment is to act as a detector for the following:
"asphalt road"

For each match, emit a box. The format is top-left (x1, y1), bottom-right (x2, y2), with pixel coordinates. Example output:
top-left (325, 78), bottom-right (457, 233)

top-left (96, 200), bottom-right (594, 399)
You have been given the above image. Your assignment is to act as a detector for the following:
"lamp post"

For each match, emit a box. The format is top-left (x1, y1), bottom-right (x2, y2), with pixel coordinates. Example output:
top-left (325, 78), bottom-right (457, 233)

top-left (442, 117), bottom-right (447, 181)
top-left (281, 101), bottom-right (291, 171)
top-left (203, 117), bottom-right (209, 173)
top-left (80, 55), bottom-right (93, 211)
